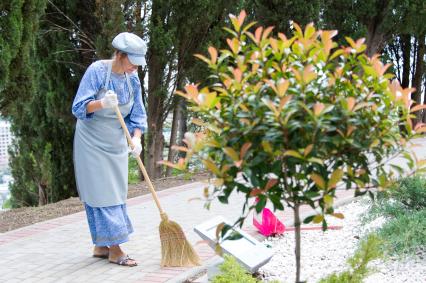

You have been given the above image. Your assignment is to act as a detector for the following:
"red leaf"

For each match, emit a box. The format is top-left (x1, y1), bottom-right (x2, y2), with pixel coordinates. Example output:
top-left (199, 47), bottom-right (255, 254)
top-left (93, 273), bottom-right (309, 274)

top-left (237, 10), bottom-right (246, 27)
top-left (240, 142), bottom-right (252, 159)
top-left (254, 27), bottom-right (263, 44)
top-left (250, 188), bottom-right (262, 197)
top-left (264, 178), bottom-right (278, 191)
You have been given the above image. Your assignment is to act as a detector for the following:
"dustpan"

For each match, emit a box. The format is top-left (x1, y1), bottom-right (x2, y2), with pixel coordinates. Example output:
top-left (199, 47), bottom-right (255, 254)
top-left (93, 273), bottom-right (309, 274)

top-left (253, 198), bottom-right (285, 236)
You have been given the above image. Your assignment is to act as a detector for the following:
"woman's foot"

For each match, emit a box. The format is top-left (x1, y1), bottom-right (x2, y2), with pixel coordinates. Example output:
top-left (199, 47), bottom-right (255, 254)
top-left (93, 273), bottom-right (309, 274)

top-left (108, 245), bottom-right (137, 267)
top-left (93, 246), bottom-right (110, 258)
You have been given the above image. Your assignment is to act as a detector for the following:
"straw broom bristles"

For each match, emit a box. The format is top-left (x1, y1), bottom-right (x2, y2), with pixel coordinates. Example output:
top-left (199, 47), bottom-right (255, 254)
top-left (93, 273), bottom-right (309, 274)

top-left (159, 213), bottom-right (201, 267)
top-left (114, 106), bottom-right (201, 267)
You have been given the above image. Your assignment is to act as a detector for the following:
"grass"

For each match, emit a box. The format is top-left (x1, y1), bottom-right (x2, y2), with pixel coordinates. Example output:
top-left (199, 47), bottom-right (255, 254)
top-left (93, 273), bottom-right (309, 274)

top-left (362, 175), bottom-right (426, 256)
top-left (1, 198), bottom-right (11, 209)
top-left (128, 157), bottom-right (204, 184)
top-left (128, 158), bottom-right (140, 184)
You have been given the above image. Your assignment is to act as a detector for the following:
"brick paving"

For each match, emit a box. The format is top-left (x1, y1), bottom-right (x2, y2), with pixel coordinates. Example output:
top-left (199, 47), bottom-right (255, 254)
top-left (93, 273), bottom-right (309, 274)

top-left (0, 137), bottom-right (424, 282)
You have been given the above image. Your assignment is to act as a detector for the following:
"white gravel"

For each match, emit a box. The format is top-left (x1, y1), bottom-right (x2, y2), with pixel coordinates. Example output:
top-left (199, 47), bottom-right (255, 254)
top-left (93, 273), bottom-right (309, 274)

top-left (258, 198), bottom-right (426, 283)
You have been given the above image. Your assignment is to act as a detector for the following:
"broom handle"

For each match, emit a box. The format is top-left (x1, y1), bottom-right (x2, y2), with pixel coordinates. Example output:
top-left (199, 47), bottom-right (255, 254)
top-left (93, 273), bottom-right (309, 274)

top-left (114, 106), bottom-right (165, 215)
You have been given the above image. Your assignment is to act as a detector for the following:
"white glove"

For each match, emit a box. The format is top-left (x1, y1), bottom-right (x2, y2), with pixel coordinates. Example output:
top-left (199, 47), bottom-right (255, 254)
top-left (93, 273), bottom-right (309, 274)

top-left (100, 90), bottom-right (118, 109)
top-left (130, 136), bottom-right (142, 158)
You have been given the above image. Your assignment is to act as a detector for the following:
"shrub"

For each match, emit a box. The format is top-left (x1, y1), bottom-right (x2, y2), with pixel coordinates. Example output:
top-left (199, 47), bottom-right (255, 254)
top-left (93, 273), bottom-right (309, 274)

top-left (319, 235), bottom-right (383, 283)
top-left (212, 255), bottom-right (260, 283)
top-left (364, 175), bottom-right (426, 221)
top-left (377, 209), bottom-right (426, 255)
top-left (363, 176), bottom-right (426, 256)
top-left (388, 175), bottom-right (426, 211)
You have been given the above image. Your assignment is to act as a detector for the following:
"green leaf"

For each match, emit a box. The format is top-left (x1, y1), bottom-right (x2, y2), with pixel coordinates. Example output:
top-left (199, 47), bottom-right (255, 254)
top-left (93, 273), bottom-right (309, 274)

top-left (324, 195), bottom-right (334, 206)
top-left (223, 147), bottom-right (239, 161)
top-left (284, 150), bottom-right (303, 159)
top-left (270, 194), bottom-right (284, 210)
top-left (242, 21), bottom-right (257, 34)
top-left (218, 195), bottom-right (229, 204)
top-left (222, 27), bottom-right (238, 37)
top-left (225, 231), bottom-right (244, 241)
top-left (313, 214), bottom-right (324, 223)
top-left (255, 196), bottom-right (267, 213)
top-left (304, 23), bottom-right (316, 39)
top-left (389, 164), bottom-right (404, 175)
top-left (202, 159), bottom-right (221, 175)
top-left (308, 157), bottom-right (324, 165)
top-left (220, 223), bottom-right (233, 239)
top-left (322, 219), bottom-right (328, 230)
top-left (262, 141), bottom-right (273, 153)
top-left (304, 191), bottom-right (320, 198)
top-left (329, 49), bottom-right (344, 60)
top-left (194, 54), bottom-right (211, 65)
top-left (303, 215), bottom-right (315, 224)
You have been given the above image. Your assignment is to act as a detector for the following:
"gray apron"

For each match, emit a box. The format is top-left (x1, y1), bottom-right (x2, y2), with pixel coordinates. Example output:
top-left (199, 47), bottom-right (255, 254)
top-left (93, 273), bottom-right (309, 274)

top-left (74, 61), bottom-right (134, 207)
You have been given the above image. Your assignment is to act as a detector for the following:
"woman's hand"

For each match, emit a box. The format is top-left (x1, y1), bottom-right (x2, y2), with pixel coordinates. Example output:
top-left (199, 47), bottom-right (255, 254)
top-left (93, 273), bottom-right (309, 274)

top-left (130, 136), bottom-right (142, 157)
top-left (101, 90), bottom-right (118, 109)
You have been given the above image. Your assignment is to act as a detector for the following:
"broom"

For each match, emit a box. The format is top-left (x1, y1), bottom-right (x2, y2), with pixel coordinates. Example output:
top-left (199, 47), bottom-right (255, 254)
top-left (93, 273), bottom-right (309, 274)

top-left (114, 105), bottom-right (201, 267)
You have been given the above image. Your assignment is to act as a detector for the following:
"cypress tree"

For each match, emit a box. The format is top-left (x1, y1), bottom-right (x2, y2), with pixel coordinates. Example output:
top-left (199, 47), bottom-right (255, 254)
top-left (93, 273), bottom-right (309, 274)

top-left (0, 0), bottom-right (48, 206)
top-left (2, 0), bottom-right (115, 207)
top-left (0, 0), bottom-right (25, 98)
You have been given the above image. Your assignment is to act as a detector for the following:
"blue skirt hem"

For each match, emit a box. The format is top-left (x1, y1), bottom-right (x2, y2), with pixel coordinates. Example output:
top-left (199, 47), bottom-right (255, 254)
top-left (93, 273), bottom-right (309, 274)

top-left (84, 203), bottom-right (134, 246)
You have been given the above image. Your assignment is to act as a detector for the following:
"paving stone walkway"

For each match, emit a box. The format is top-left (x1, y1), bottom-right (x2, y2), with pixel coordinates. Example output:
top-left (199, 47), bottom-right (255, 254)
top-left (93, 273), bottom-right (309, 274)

top-left (0, 138), bottom-right (424, 283)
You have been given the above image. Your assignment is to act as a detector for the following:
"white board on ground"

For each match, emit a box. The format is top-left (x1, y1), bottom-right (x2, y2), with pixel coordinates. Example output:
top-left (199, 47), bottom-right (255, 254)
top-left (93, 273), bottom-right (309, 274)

top-left (194, 215), bottom-right (273, 273)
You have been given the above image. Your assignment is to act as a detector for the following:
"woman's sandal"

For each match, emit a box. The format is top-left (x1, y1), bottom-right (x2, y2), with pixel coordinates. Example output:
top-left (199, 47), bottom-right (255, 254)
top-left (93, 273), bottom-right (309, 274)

top-left (109, 255), bottom-right (138, 267)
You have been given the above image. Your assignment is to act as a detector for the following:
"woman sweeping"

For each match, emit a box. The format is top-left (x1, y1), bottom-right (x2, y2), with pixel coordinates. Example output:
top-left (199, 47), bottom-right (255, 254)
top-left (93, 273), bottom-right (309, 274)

top-left (72, 32), bottom-right (147, 267)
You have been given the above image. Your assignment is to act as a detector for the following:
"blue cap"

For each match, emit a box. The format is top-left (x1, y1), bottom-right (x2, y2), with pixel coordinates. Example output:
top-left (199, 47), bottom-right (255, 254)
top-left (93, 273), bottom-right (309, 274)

top-left (112, 32), bottom-right (147, 67)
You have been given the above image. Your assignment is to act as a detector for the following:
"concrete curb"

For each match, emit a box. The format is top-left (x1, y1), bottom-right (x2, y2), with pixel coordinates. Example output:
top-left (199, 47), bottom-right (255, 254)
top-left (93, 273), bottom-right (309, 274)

top-left (176, 191), bottom-right (360, 282)
top-left (166, 256), bottom-right (223, 283)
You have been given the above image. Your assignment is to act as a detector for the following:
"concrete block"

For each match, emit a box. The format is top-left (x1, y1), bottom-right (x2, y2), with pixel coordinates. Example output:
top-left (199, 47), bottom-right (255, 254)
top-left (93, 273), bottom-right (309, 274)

top-left (194, 216), bottom-right (273, 273)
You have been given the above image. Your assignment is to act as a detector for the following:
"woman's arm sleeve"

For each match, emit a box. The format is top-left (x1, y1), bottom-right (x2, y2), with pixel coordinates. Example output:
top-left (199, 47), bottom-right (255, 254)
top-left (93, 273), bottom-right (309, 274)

top-left (71, 63), bottom-right (101, 120)
top-left (125, 77), bottom-right (148, 134)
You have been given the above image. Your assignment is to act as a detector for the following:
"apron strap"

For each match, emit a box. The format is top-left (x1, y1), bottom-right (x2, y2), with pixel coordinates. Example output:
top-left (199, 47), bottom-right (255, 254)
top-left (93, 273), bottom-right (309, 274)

top-left (124, 73), bottom-right (134, 99)
top-left (104, 60), bottom-right (134, 102)
top-left (104, 60), bottom-right (113, 89)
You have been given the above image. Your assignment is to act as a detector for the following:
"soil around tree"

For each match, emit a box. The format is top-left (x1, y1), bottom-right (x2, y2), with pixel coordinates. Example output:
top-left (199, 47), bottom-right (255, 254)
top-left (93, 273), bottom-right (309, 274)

top-left (0, 172), bottom-right (209, 233)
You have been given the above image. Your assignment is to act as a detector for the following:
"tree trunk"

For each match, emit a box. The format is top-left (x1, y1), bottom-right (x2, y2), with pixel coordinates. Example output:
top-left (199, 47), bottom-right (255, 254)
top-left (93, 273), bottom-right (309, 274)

top-left (146, 1), bottom-right (168, 179)
top-left (165, 96), bottom-right (181, 176)
top-left (38, 183), bottom-right (47, 206)
top-left (146, 87), bottom-right (165, 179)
top-left (364, 0), bottom-right (391, 57)
top-left (165, 54), bottom-right (185, 176)
top-left (147, 57), bottom-right (166, 179)
top-left (293, 203), bottom-right (302, 283)
top-left (412, 34), bottom-right (425, 125)
top-left (401, 34), bottom-right (412, 88)
top-left (177, 99), bottom-right (188, 158)
top-left (365, 26), bottom-right (386, 57)
top-left (423, 77), bottom-right (426, 123)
